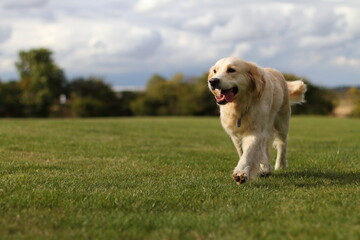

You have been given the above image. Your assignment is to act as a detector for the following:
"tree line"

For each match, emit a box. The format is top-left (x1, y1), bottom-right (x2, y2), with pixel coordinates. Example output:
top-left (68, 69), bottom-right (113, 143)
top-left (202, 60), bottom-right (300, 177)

top-left (0, 48), bottom-right (336, 117)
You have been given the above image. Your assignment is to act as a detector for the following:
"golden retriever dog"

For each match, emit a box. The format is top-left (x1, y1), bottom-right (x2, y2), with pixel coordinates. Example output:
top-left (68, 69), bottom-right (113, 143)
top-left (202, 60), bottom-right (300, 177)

top-left (208, 57), bottom-right (307, 184)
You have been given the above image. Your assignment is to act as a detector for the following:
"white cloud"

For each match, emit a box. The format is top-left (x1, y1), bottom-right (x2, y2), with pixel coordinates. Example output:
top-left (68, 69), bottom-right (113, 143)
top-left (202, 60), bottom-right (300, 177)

top-left (182, 14), bottom-right (216, 33)
top-left (0, 15), bottom-right (163, 73)
top-left (2, 0), bottom-right (49, 9)
top-left (299, 7), bottom-right (345, 36)
top-left (332, 56), bottom-right (360, 67)
top-left (297, 7), bottom-right (359, 49)
top-left (0, 25), bottom-right (11, 43)
top-left (259, 45), bottom-right (281, 58)
top-left (134, 0), bottom-right (171, 12)
top-left (230, 43), bottom-right (252, 58)
top-left (299, 33), bottom-right (349, 48)
top-left (210, 7), bottom-right (290, 42)
top-left (0, 58), bottom-right (13, 74)
top-left (0, 0), bottom-right (360, 86)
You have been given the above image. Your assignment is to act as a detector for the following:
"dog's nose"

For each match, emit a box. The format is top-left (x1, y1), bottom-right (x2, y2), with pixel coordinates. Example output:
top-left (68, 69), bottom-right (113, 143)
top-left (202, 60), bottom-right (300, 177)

top-left (209, 78), bottom-right (220, 90)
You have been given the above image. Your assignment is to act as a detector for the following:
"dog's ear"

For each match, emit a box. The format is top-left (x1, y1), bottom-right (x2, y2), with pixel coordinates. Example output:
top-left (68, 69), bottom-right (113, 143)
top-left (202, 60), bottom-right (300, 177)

top-left (248, 63), bottom-right (266, 99)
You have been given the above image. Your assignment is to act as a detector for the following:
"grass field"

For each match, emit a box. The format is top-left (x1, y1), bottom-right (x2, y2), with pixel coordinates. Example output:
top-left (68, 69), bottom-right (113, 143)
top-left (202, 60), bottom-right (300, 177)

top-left (0, 117), bottom-right (359, 239)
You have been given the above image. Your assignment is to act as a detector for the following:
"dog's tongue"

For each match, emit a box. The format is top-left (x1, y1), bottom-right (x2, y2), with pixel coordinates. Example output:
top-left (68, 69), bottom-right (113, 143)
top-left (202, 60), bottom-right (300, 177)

top-left (216, 89), bottom-right (234, 103)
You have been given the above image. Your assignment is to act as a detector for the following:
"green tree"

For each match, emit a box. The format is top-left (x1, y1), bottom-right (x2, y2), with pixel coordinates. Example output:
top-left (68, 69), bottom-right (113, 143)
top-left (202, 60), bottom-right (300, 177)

top-left (348, 87), bottom-right (360, 117)
top-left (118, 91), bottom-right (139, 116)
top-left (68, 77), bottom-right (116, 101)
top-left (130, 73), bottom-right (218, 116)
top-left (131, 74), bottom-right (197, 116)
top-left (15, 48), bottom-right (67, 117)
top-left (130, 74), bottom-right (168, 115)
top-left (190, 72), bottom-right (218, 116)
top-left (68, 77), bottom-right (119, 117)
top-left (71, 98), bottom-right (106, 117)
top-left (0, 80), bottom-right (24, 117)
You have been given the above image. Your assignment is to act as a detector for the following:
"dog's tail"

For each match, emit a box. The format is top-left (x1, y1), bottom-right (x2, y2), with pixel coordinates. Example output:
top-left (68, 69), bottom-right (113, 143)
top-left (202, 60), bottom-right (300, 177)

top-left (287, 80), bottom-right (307, 104)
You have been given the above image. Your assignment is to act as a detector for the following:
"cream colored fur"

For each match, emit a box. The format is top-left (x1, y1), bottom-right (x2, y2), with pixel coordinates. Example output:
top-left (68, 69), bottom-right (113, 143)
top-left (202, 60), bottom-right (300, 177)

top-left (208, 57), bottom-right (307, 184)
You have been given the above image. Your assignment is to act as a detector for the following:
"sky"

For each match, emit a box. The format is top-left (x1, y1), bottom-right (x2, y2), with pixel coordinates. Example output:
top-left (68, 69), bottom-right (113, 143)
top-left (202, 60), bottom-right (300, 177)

top-left (0, 0), bottom-right (360, 88)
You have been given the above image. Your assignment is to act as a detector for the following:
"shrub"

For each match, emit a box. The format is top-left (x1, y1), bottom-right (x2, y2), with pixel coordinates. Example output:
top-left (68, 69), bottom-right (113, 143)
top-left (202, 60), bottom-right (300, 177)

top-left (71, 98), bottom-right (106, 117)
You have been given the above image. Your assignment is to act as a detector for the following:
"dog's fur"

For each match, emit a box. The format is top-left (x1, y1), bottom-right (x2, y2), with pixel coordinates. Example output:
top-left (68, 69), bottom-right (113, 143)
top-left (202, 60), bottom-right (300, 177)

top-left (208, 57), bottom-right (307, 184)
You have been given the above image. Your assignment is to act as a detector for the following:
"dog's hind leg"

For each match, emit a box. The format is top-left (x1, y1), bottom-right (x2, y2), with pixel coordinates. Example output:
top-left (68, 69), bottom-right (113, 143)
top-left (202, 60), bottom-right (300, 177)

top-left (274, 135), bottom-right (287, 170)
top-left (274, 117), bottom-right (289, 170)
top-left (259, 141), bottom-right (272, 177)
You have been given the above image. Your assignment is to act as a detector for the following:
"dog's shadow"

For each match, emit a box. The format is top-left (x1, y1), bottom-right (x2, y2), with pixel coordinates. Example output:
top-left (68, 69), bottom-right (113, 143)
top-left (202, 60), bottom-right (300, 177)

top-left (255, 170), bottom-right (360, 188)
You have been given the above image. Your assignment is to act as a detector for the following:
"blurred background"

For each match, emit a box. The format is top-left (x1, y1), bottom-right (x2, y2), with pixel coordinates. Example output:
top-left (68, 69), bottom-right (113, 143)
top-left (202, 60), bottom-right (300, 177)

top-left (0, 0), bottom-right (359, 118)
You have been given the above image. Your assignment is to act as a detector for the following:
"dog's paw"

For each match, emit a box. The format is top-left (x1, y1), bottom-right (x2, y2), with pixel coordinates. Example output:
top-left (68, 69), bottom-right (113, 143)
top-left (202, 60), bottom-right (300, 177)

top-left (232, 171), bottom-right (248, 185)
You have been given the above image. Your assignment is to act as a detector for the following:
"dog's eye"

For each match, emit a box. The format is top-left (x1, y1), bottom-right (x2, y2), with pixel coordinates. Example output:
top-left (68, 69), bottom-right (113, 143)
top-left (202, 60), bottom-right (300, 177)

top-left (213, 69), bottom-right (217, 74)
top-left (227, 68), bottom-right (236, 73)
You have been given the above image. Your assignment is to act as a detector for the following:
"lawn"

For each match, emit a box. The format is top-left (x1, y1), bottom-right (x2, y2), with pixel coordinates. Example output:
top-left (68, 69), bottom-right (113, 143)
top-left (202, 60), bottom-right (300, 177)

top-left (0, 117), bottom-right (359, 240)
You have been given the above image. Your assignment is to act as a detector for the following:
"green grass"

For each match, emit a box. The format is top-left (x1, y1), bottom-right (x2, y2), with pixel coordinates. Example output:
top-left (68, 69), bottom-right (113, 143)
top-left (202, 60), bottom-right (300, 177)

top-left (0, 117), bottom-right (359, 240)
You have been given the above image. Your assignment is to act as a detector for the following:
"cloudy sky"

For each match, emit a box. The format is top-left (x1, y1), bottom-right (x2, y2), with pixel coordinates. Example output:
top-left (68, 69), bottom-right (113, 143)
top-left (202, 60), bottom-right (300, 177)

top-left (0, 0), bottom-right (359, 87)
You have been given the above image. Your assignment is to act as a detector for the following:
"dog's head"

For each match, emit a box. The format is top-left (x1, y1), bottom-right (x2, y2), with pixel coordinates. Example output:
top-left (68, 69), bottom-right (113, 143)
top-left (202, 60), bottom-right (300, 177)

top-left (208, 57), bottom-right (265, 105)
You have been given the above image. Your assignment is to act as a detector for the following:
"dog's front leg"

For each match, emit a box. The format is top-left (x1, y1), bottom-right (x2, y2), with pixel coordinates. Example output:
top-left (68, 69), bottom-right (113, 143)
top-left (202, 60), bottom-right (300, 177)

top-left (232, 134), bottom-right (265, 184)
top-left (230, 135), bottom-right (243, 157)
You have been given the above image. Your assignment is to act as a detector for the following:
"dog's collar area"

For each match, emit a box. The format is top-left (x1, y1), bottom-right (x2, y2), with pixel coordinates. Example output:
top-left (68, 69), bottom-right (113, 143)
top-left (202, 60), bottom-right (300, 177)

top-left (237, 118), bottom-right (241, 127)
top-left (237, 108), bottom-right (249, 128)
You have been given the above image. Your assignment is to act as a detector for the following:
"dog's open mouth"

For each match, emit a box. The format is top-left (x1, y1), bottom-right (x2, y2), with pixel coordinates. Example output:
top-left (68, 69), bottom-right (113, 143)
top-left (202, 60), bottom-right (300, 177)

top-left (216, 87), bottom-right (239, 105)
